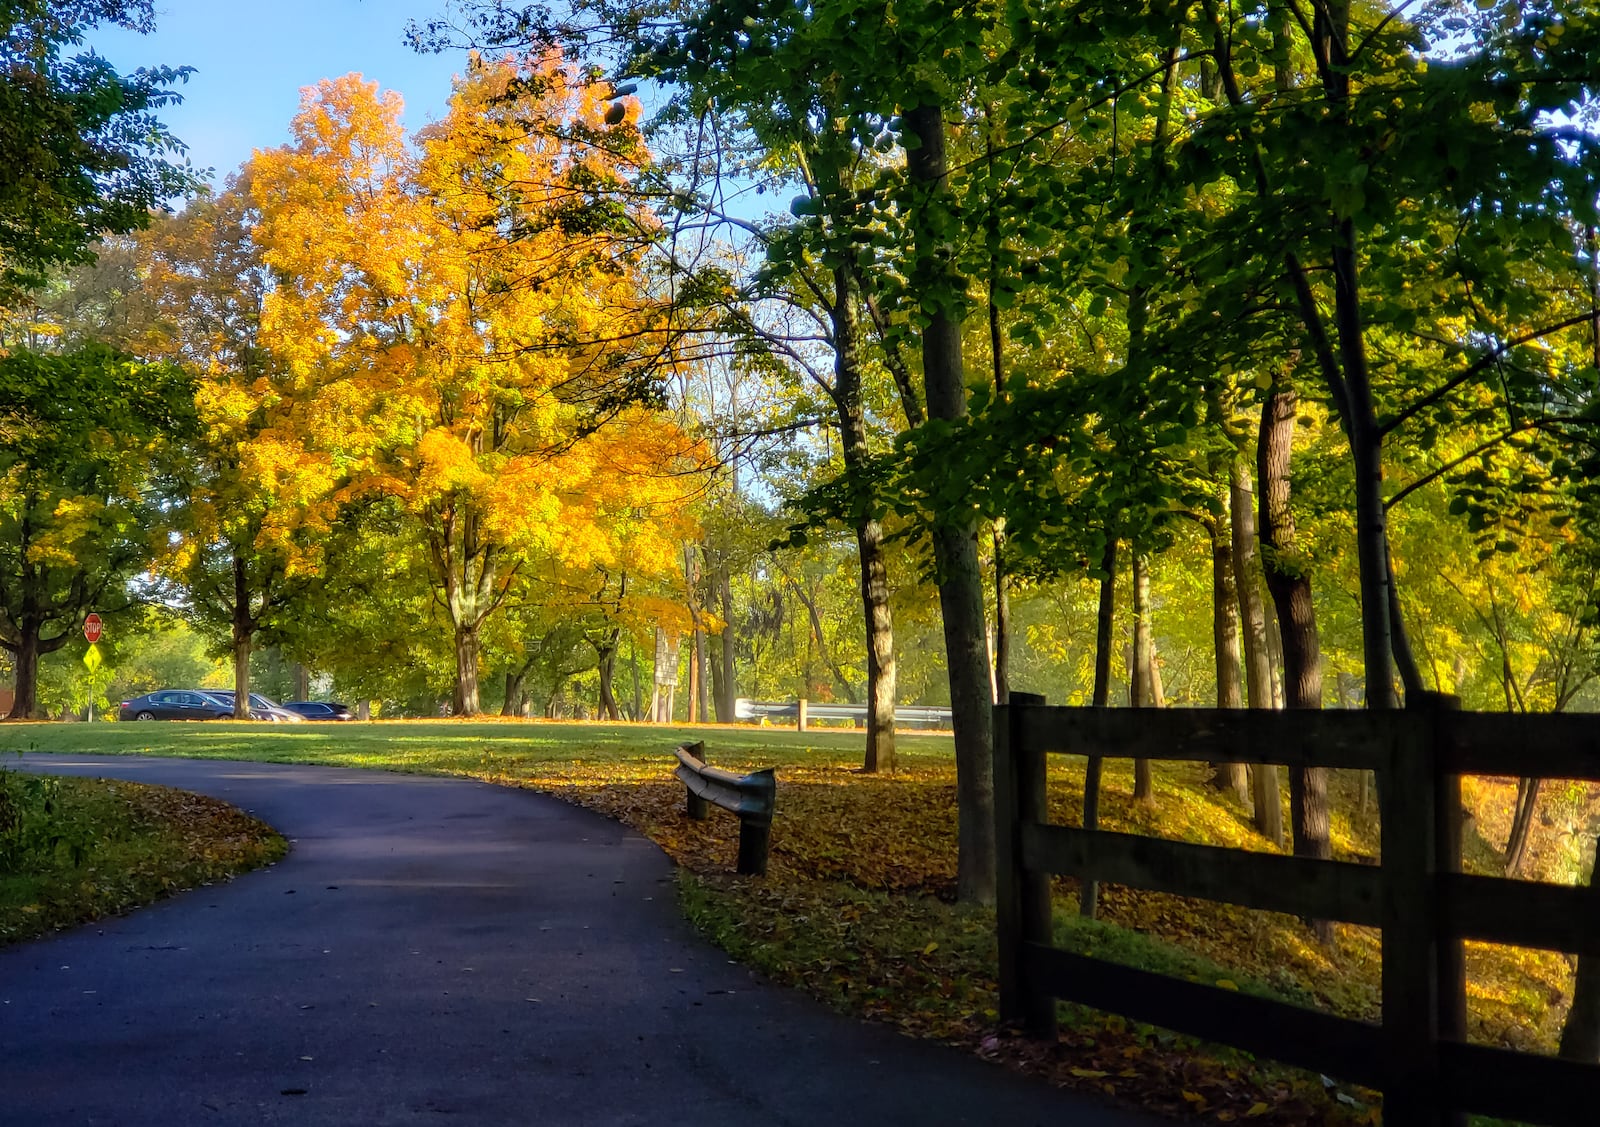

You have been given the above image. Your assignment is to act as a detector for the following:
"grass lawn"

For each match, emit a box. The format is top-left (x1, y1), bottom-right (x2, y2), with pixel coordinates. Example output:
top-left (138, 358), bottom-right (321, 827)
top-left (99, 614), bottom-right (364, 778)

top-left (0, 716), bottom-right (925, 772)
top-left (3, 717), bottom-right (1581, 1125)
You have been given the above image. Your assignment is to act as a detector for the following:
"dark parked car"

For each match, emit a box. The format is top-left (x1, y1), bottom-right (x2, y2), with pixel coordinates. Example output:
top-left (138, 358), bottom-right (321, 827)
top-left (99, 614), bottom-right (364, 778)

top-left (204, 690), bottom-right (304, 722)
top-left (120, 690), bottom-right (234, 721)
top-left (282, 701), bottom-right (356, 721)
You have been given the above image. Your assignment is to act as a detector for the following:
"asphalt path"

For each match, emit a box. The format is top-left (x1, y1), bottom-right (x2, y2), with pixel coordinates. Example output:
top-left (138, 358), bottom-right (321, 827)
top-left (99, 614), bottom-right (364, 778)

top-left (2, 754), bottom-right (1158, 1126)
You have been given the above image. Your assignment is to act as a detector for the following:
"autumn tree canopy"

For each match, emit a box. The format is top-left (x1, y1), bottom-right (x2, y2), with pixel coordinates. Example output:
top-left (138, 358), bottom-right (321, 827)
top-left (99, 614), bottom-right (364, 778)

top-left (246, 58), bottom-right (702, 714)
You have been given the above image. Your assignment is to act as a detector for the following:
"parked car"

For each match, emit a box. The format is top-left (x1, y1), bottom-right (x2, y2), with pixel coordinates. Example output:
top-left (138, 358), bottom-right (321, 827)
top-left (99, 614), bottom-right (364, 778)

top-left (120, 690), bottom-right (234, 722)
top-left (281, 700), bottom-right (356, 721)
top-left (203, 690), bottom-right (304, 722)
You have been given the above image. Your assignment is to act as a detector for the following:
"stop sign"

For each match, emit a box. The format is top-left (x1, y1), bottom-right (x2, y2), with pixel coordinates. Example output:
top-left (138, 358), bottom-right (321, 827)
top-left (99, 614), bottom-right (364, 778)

top-left (83, 613), bottom-right (103, 644)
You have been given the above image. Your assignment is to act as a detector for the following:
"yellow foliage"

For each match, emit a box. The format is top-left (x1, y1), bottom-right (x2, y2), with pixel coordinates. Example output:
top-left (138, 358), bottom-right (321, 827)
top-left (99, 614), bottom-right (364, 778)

top-left (241, 56), bottom-right (707, 646)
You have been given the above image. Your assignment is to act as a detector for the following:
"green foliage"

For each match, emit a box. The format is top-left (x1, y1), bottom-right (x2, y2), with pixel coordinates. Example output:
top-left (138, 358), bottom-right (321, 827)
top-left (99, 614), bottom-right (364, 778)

top-left (0, 342), bottom-right (195, 466)
top-left (0, 767), bottom-right (83, 872)
top-left (24, 608), bottom-right (226, 720)
top-left (0, 345), bottom-right (197, 715)
top-left (0, 0), bottom-right (197, 302)
top-left (108, 610), bottom-right (229, 696)
top-left (0, 769), bottom-right (285, 946)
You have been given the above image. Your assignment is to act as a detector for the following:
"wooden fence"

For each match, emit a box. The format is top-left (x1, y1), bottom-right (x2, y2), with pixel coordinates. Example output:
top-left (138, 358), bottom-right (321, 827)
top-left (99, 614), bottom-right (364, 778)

top-left (993, 692), bottom-right (1600, 1126)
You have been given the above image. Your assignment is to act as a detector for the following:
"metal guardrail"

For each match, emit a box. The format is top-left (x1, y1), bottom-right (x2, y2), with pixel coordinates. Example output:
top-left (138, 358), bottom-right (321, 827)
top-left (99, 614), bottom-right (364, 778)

top-left (673, 741), bottom-right (776, 875)
top-left (733, 698), bottom-right (953, 730)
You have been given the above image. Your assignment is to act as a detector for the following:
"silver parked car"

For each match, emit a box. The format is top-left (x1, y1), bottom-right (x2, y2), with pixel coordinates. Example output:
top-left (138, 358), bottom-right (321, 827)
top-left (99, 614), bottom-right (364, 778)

top-left (201, 691), bottom-right (305, 722)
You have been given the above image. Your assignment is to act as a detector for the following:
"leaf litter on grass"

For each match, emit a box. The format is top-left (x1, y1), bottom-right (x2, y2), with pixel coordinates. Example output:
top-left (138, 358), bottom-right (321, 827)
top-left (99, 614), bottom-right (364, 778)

top-left (490, 744), bottom-right (1588, 1125)
top-left (0, 776), bottom-right (286, 945)
top-left (497, 754), bottom-right (1390, 1124)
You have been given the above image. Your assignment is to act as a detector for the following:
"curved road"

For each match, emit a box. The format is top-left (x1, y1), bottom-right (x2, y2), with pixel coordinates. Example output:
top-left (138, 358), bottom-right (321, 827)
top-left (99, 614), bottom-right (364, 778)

top-left (2, 755), bottom-right (1154, 1126)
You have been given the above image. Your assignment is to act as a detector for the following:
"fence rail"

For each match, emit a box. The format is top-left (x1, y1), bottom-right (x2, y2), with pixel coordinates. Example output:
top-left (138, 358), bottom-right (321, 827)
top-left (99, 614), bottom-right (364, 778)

top-left (994, 692), bottom-right (1600, 1127)
top-left (734, 697), bottom-right (953, 730)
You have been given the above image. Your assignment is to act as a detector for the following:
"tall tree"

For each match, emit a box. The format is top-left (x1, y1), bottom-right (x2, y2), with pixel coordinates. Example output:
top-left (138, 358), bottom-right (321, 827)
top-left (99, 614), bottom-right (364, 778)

top-left (121, 180), bottom-right (335, 718)
top-left (250, 61), bottom-right (697, 714)
top-left (1231, 460), bottom-right (1284, 845)
top-left (1205, 478), bottom-right (1250, 801)
top-left (1258, 371), bottom-right (1331, 938)
top-left (1130, 551), bottom-right (1157, 808)
top-left (0, 346), bottom-right (193, 716)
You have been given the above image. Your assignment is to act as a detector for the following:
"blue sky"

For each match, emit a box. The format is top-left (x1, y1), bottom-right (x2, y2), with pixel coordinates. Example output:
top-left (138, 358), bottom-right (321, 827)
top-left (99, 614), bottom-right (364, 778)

top-left (90, 0), bottom-right (470, 186)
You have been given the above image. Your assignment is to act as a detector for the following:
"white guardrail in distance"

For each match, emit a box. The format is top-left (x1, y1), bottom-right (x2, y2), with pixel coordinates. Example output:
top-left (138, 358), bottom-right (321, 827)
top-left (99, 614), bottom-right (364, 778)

top-left (733, 698), bottom-right (953, 730)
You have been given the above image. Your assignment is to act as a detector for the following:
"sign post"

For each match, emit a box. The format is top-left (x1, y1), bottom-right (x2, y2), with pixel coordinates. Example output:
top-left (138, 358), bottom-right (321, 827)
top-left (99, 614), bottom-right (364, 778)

top-left (82, 614), bottom-right (104, 721)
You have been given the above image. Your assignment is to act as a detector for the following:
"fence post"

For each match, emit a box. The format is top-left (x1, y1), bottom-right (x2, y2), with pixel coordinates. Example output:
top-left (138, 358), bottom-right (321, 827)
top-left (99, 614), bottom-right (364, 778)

top-left (1381, 706), bottom-right (1447, 1126)
top-left (683, 741), bottom-right (709, 820)
top-left (1418, 691), bottom-right (1468, 1127)
top-left (995, 691), bottom-right (1055, 1036)
top-left (797, 699), bottom-right (808, 733)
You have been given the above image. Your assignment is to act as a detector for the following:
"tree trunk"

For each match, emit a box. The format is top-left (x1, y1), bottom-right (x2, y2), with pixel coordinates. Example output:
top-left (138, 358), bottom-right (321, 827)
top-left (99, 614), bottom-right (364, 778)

top-left (502, 669), bottom-right (525, 717)
top-left (1082, 537), bottom-right (1117, 920)
top-left (1560, 860), bottom-right (1600, 1062)
top-left (232, 635), bottom-right (252, 719)
top-left (719, 559), bottom-right (736, 721)
top-left (1504, 778), bottom-right (1541, 877)
top-left (631, 633), bottom-right (644, 721)
top-left (1149, 636), bottom-right (1167, 707)
top-left (597, 628), bottom-right (621, 721)
top-left (705, 552), bottom-right (728, 722)
top-left (1259, 379), bottom-right (1332, 941)
top-left (1131, 553), bottom-right (1156, 809)
top-left (652, 629), bottom-right (679, 722)
top-left (688, 621), bottom-right (700, 726)
top-left (1209, 501), bottom-right (1250, 802)
top-left (452, 625), bottom-right (480, 716)
top-left (709, 629), bottom-right (727, 723)
top-left (1343, 324), bottom-right (1397, 709)
top-left (832, 262), bottom-right (896, 771)
top-left (1232, 460), bottom-right (1283, 846)
top-left (5, 625), bottom-right (43, 720)
top-left (292, 662), bottom-right (310, 702)
top-left (693, 624), bottom-right (707, 723)
top-left (986, 124), bottom-right (1011, 709)
top-left (993, 523), bottom-right (1012, 704)
top-left (906, 100), bottom-right (994, 906)
top-left (1265, 605), bottom-right (1287, 709)
top-left (684, 545), bottom-right (702, 723)
top-left (686, 630), bottom-right (700, 723)
top-left (1387, 545), bottom-right (1425, 699)
top-left (857, 516), bottom-right (898, 773)
top-left (232, 552), bottom-right (253, 719)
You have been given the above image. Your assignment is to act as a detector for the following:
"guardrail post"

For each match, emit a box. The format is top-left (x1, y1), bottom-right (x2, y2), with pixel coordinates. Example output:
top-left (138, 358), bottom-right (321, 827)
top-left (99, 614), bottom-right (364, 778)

top-left (995, 691), bottom-right (1055, 1036)
top-left (797, 698), bottom-right (808, 732)
top-left (683, 740), bottom-right (709, 820)
top-left (737, 768), bottom-right (776, 876)
top-left (1381, 706), bottom-right (1447, 1126)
